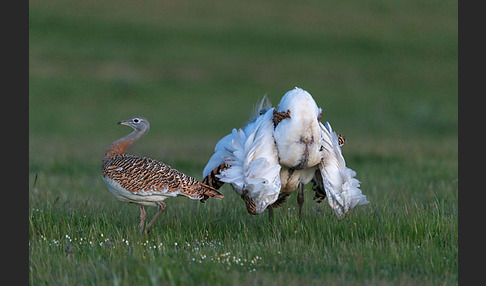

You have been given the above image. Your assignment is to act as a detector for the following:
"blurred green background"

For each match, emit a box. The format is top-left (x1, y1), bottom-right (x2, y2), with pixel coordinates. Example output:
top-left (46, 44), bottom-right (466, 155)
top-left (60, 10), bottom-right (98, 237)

top-left (29, 0), bottom-right (457, 167)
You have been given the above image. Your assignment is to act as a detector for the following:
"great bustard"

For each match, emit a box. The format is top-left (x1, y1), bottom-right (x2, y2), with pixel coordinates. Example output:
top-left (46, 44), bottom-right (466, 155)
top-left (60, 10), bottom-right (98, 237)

top-left (101, 116), bottom-right (223, 233)
top-left (202, 87), bottom-right (368, 220)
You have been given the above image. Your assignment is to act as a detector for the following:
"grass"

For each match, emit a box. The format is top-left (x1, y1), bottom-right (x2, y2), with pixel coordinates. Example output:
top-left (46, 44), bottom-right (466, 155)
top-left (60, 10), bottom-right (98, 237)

top-left (29, 0), bottom-right (457, 285)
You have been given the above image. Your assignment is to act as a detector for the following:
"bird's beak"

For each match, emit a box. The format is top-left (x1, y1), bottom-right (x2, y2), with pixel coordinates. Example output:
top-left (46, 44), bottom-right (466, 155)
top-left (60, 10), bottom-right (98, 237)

top-left (117, 120), bottom-right (130, 126)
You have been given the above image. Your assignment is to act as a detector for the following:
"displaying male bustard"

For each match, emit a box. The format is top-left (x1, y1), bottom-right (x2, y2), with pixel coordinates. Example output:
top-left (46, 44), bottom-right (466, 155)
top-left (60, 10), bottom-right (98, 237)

top-left (202, 87), bottom-right (368, 220)
top-left (101, 116), bottom-right (223, 233)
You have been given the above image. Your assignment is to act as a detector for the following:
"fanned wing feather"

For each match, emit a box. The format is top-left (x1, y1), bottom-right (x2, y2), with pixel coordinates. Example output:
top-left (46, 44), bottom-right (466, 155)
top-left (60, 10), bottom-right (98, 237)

top-left (204, 108), bottom-right (281, 214)
top-left (318, 121), bottom-right (369, 218)
top-left (215, 128), bottom-right (248, 187)
top-left (202, 133), bottom-right (233, 178)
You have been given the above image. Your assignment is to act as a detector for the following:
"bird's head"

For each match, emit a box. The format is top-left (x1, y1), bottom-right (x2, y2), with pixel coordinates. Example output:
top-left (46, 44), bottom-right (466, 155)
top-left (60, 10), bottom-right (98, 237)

top-left (118, 116), bottom-right (150, 135)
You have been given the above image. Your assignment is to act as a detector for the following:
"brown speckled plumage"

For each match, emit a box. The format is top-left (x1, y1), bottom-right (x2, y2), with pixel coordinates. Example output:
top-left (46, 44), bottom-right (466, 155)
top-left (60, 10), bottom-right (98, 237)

top-left (273, 109), bottom-right (291, 127)
top-left (337, 134), bottom-right (346, 146)
top-left (202, 163), bottom-right (230, 190)
top-left (311, 169), bottom-right (326, 203)
top-left (240, 190), bottom-right (258, 215)
top-left (102, 154), bottom-right (221, 200)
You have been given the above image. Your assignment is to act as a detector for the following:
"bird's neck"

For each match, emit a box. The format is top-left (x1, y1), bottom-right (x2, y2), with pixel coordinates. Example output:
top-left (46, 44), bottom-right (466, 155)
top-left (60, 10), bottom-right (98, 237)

top-left (104, 130), bottom-right (144, 159)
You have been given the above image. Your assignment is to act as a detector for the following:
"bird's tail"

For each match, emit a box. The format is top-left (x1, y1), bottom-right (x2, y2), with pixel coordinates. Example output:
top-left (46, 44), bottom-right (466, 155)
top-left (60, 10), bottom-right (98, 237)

top-left (199, 183), bottom-right (224, 203)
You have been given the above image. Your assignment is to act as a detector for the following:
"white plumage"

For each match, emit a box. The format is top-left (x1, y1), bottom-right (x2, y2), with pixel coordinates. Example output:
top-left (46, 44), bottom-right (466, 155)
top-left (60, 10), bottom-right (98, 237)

top-left (318, 121), bottom-right (369, 218)
top-left (203, 87), bottom-right (369, 218)
top-left (273, 88), bottom-right (323, 169)
top-left (203, 107), bottom-right (281, 214)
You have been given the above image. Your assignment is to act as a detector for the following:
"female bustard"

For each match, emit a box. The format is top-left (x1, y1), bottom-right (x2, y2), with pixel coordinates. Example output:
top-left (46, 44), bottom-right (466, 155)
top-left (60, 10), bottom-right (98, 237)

top-left (102, 116), bottom-right (223, 233)
top-left (202, 87), bottom-right (368, 220)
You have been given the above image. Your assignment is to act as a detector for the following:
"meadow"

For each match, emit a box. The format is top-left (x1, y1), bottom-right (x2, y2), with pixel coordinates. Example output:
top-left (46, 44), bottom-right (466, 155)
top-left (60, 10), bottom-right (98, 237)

top-left (29, 0), bottom-right (457, 285)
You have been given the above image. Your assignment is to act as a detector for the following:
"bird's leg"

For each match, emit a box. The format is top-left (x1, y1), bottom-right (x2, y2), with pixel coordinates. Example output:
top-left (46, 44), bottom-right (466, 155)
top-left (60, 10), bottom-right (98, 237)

top-left (268, 206), bottom-right (274, 223)
top-left (145, 201), bottom-right (167, 233)
top-left (297, 184), bottom-right (304, 219)
top-left (139, 205), bottom-right (146, 234)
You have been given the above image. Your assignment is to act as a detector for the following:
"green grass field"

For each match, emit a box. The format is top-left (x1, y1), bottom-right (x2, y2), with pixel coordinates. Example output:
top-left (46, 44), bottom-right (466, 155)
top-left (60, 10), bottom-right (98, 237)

top-left (29, 0), bottom-right (457, 284)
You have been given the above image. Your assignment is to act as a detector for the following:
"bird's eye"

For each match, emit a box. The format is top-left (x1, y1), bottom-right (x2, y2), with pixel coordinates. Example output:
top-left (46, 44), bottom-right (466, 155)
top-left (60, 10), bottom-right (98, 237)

top-left (133, 118), bottom-right (140, 123)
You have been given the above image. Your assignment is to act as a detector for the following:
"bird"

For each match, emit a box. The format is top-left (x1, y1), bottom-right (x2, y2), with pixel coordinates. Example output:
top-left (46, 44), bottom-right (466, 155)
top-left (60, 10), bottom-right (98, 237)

top-left (101, 116), bottom-right (224, 233)
top-left (202, 87), bottom-right (369, 220)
